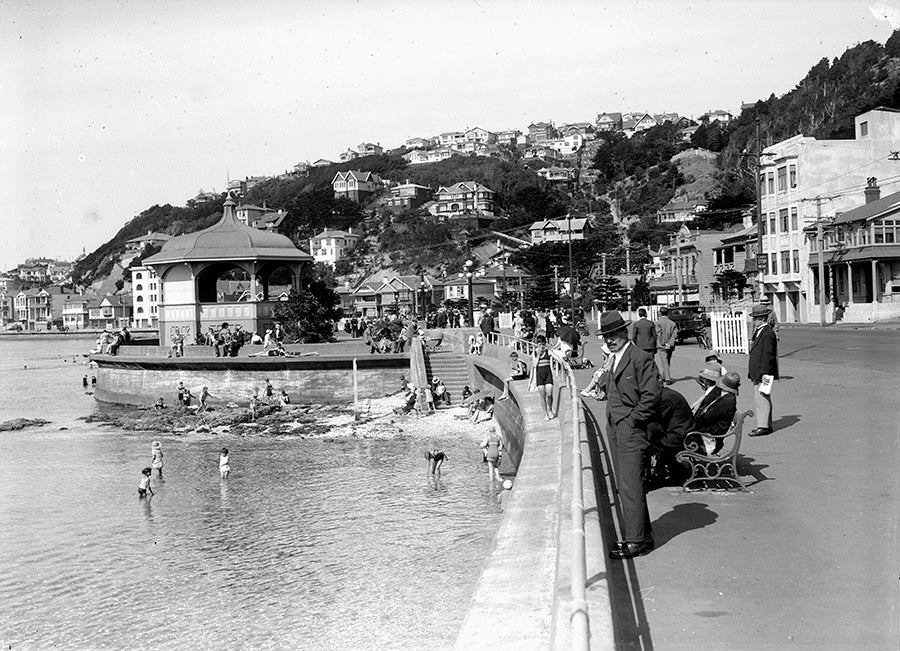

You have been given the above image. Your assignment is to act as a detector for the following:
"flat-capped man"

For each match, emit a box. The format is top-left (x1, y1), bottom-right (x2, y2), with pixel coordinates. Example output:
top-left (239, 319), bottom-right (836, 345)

top-left (600, 310), bottom-right (662, 559)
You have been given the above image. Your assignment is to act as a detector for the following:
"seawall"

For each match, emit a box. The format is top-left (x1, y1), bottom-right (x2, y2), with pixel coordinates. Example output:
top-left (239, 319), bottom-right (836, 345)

top-left (92, 352), bottom-right (409, 406)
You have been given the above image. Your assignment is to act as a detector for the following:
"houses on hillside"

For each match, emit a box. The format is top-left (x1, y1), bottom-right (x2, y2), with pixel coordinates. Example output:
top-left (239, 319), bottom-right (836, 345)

top-left (332, 170), bottom-right (384, 202)
top-left (309, 229), bottom-right (361, 268)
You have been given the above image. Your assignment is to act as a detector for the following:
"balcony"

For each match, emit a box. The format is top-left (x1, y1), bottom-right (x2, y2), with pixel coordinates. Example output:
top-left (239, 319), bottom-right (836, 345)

top-left (714, 262), bottom-right (735, 274)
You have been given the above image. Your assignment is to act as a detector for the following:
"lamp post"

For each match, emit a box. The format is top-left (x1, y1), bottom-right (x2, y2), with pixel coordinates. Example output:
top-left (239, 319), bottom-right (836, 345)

top-left (464, 259), bottom-right (474, 326)
top-left (567, 212), bottom-right (575, 319)
top-left (419, 280), bottom-right (426, 321)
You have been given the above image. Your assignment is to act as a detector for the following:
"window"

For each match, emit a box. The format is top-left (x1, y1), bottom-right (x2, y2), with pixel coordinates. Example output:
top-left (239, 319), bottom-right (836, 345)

top-left (137, 307), bottom-right (144, 314)
top-left (767, 173), bottom-right (775, 194)
top-left (860, 121), bottom-right (868, 137)
top-left (780, 208), bottom-right (789, 232)
top-left (874, 219), bottom-right (897, 243)
top-left (792, 250), bottom-right (800, 273)
top-left (790, 207), bottom-right (798, 231)
top-left (759, 174), bottom-right (766, 196)
top-left (136, 284), bottom-right (143, 291)
top-left (770, 253), bottom-right (778, 275)
top-left (136, 295), bottom-right (144, 302)
top-left (789, 165), bottom-right (797, 188)
top-left (135, 273), bottom-right (143, 280)
top-left (769, 213), bottom-right (776, 234)
top-left (781, 251), bottom-right (790, 275)
top-left (777, 167), bottom-right (787, 192)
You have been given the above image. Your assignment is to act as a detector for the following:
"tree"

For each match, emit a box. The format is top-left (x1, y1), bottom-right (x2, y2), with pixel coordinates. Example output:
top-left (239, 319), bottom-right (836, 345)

top-left (272, 280), bottom-right (342, 343)
top-left (523, 273), bottom-right (559, 310)
top-left (591, 276), bottom-right (626, 311)
top-left (712, 269), bottom-right (748, 302)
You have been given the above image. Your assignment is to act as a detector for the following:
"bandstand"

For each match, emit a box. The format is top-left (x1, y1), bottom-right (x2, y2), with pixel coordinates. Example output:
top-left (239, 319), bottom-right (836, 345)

top-left (142, 196), bottom-right (313, 343)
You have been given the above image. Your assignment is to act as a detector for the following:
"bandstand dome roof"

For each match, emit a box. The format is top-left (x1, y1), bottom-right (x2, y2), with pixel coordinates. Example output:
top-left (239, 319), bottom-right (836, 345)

top-left (142, 197), bottom-right (312, 264)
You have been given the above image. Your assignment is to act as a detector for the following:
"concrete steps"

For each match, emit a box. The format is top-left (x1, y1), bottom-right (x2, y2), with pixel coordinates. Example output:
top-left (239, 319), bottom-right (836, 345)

top-left (424, 352), bottom-right (469, 405)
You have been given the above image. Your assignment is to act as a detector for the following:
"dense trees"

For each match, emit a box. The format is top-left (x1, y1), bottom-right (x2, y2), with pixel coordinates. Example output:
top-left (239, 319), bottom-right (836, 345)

top-left (271, 280), bottom-right (343, 343)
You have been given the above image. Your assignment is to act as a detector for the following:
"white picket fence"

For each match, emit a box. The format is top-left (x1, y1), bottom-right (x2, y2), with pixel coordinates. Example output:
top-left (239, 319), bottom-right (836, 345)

top-left (498, 312), bottom-right (513, 330)
top-left (710, 310), bottom-right (749, 354)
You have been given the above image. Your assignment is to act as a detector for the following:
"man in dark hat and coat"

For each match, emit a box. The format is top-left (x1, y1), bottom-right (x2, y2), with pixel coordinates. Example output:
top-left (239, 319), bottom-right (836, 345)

top-left (748, 305), bottom-right (779, 436)
top-left (599, 310), bottom-right (662, 559)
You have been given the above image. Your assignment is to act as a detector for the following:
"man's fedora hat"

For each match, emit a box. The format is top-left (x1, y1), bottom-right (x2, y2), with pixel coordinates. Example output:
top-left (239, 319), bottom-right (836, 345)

top-left (598, 310), bottom-right (630, 336)
top-left (698, 361), bottom-right (723, 383)
top-left (716, 371), bottom-right (741, 395)
top-left (750, 304), bottom-right (771, 318)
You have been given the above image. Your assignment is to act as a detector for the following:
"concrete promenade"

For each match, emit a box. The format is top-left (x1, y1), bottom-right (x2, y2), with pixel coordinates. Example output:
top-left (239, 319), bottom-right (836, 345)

top-left (574, 334), bottom-right (900, 649)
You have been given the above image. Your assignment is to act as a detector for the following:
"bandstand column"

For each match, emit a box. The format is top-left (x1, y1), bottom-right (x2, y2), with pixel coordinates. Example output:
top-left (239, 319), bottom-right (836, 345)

top-left (846, 262), bottom-right (854, 304)
top-left (871, 259), bottom-right (879, 303)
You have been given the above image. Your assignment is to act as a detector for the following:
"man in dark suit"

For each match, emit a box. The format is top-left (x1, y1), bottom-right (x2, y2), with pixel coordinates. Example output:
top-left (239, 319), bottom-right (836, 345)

top-left (655, 307), bottom-right (678, 384)
top-left (630, 308), bottom-right (657, 357)
top-left (647, 386), bottom-right (695, 487)
top-left (600, 310), bottom-right (662, 559)
top-left (747, 305), bottom-right (779, 436)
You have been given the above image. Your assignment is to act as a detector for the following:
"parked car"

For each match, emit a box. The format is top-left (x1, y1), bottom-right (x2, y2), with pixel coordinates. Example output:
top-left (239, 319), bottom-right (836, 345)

top-left (667, 305), bottom-right (709, 345)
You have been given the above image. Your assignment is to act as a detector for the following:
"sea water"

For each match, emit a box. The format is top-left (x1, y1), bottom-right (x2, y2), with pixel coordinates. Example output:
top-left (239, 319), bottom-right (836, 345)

top-left (0, 336), bottom-right (500, 649)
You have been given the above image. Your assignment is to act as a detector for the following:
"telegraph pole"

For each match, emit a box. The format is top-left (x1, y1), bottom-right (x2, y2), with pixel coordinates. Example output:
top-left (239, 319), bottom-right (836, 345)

top-left (567, 213), bottom-right (575, 318)
top-left (552, 265), bottom-right (561, 296)
top-left (754, 117), bottom-right (765, 302)
top-left (805, 194), bottom-right (839, 326)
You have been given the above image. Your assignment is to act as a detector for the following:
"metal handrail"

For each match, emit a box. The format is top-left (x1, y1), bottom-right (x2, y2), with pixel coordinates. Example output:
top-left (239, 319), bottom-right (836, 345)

top-left (487, 331), bottom-right (590, 650)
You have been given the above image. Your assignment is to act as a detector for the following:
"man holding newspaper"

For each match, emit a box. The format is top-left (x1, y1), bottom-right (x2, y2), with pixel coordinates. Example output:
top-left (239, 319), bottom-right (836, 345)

top-left (747, 304), bottom-right (780, 437)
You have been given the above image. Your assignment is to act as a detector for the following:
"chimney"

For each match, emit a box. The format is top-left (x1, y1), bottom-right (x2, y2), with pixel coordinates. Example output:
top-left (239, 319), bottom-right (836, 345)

top-left (864, 177), bottom-right (881, 204)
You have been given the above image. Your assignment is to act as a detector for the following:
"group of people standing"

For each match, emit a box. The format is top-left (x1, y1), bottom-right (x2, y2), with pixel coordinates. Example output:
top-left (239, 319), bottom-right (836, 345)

top-left (138, 441), bottom-right (232, 499)
top-left (593, 303), bottom-right (780, 560)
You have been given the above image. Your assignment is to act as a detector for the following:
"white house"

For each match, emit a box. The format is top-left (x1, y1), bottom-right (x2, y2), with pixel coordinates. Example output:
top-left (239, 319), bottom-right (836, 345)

top-left (131, 265), bottom-right (159, 328)
top-left (309, 229), bottom-right (360, 267)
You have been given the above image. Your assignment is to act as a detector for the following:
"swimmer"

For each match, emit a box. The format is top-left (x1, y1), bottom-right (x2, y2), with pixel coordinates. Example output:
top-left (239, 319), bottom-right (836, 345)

top-left (498, 479), bottom-right (513, 510)
top-left (425, 447), bottom-right (447, 475)
top-left (219, 448), bottom-right (230, 479)
top-left (138, 467), bottom-right (154, 498)
top-left (480, 427), bottom-right (504, 481)
top-left (151, 440), bottom-right (164, 479)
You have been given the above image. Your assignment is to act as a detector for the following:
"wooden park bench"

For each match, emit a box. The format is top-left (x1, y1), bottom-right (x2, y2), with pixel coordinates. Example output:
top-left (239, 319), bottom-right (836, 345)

top-left (676, 409), bottom-right (754, 491)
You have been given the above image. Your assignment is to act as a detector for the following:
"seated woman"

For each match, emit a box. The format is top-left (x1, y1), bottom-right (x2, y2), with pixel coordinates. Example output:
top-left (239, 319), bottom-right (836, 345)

top-left (498, 352), bottom-right (529, 401)
top-left (470, 396), bottom-right (495, 424)
top-left (693, 371), bottom-right (740, 454)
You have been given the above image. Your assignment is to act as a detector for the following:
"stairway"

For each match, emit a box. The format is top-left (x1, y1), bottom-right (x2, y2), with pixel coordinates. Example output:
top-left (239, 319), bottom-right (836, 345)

top-left (424, 352), bottom-right (469, 406)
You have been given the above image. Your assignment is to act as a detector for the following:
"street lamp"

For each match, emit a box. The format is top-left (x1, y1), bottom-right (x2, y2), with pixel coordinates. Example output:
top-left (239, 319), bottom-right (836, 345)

top-left (463, 259), bottom-right (474, 326)
top-left (419, 280), bottom-right (426, 321)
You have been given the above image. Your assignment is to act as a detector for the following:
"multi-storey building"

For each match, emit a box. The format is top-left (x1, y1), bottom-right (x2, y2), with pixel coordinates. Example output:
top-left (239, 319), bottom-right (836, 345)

top-left (807, 182), bottom-right (900, 323)
top-left (62, 296), bottom-right (90, 330)
top-left (463, 127), bottom-right (497, 145)
top-left (430, 182), bottom-right (495, 219)
top-left (14, 288), bottom-right (51, 329)
top-left (131, 265), bottom-right (159, 328)
top-left (758, 107), bottom-right (900, 322)
top-left (308, 229), bottom-right (361, 268)
top-left (529, 218), bottom-right (589, 244)
top-left (384, 182), bottom-right (433, 212)
top-left (332, 170), bottom-right (383, 202)
top-left (528, 121), bottom-right (558, 142)
top-left (657, 199), bottom-right (709, 224)
top-left (647, 226), bottom-right (721, 306)
top-left (596, 112), bottom-right (623, 132)
top-left (87, 294), bottom-right (132, 330)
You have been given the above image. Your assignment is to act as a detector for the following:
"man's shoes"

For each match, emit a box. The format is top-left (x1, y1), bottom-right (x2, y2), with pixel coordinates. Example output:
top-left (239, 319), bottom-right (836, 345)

top-left (749, 427), bottom-right (772, 437)
top-left (609, 540), bottom-right (654, 559)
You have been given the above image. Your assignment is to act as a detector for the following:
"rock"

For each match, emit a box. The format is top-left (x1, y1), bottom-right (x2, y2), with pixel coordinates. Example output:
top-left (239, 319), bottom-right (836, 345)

top-left (0, 418), bottom-right (51, 431)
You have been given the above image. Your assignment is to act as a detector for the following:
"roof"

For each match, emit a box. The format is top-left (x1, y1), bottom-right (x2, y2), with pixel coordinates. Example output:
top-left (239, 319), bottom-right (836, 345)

top-left (236, 204), bottom-right (268, 212)
top-left (832, 190), bottom-right (900, 225)
top-left (142, 197), bottom-right (312, 264)
top-left (311, 229), bottom-right (358, 240)
top-left (659, 200), bottom-right (709, 212)
top-left (332, 170), bottom-right (383, 184)
top-left (597, 112), bottom-right (623, 121)
top-left (530, 218), bottom-right (588, 230)
top-left (126, 232), bottom-right (171, 244)
top-left (436, 181), bottom-right (493, 194)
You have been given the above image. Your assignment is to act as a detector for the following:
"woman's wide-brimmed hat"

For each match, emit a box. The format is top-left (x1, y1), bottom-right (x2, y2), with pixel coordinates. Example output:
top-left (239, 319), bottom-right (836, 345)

top-left (705, 349), bottom-right (723, 363)
top-left (716, 371), bottom-right (741, 395)
top-left (750, 304), bottom-right (771, 318)
top-left (698, 361), bottom-right (723, 383)
top-left (597, 310), bottom-right (630, 336)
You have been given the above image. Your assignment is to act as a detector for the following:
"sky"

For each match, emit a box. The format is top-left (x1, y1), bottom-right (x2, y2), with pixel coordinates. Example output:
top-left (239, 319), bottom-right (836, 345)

top-left (1, 0), bottom-right (898, 271)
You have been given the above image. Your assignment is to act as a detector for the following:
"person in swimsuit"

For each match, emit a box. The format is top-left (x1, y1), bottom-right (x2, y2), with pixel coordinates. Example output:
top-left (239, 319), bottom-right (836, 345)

top-left (150, 441), bottom-right (164, 478)
top-left (197, 386), bottom-right (212, 413)
top-left (498, 351), bottom-right (529, 401)
top-left (219, 448), bottom-right (230, 479)
top-left (138, 467), bottom-right (154, 498)
top-left (530, 335), bottom-right (556, 420)
top-left (480, 427), bottom-right (504, 481)
top-left (425, 448), bottom-right (447, 475)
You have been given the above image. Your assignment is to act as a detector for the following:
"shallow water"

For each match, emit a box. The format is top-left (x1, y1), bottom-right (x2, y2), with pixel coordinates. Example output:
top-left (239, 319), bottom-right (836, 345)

top-left (0, 337), bottom-right (501, 649)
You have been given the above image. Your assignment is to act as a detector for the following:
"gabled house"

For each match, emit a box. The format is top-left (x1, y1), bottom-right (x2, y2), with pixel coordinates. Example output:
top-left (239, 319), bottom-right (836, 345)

top-left (496, 129), bottom-right (523, 145)
top-left (339, 148), bottom-right (360, 163)
top-left (537, 167), bottom-right (575, 184)
top-left (235, 204), bottom-right (287, 231)
top-left (699, 109), bottom-right (734, 125)
top-left (596, 112), bottom-right (624, 131)
top-left (623, 113), bottom-right (658, 137)
top-left (656, 199), bottom-right (709, 224)
top-left (559, 122), bottom-right (595, 137)
top-left (430, 181), bottom-right (495, 220)
top-left (529, 218), bottom-right (589, 244)
top-left (523, 146), bottom-right (561, 161)
top-left (464, 127), bottom-right (497, 144)
top-left (125, 231), bottom-right (172, 252)
top-left (528, 121), bottom-right (558, 142)
top-left (87, 294), bottom-right (133, 330)
top-left (332, 170), bottom-right (383, 202)
top-left (14, 288), bottom-right (51, 329)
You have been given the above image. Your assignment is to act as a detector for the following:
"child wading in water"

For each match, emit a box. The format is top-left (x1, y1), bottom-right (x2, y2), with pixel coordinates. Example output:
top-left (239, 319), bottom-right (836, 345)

top-left (138, 468), bottom-right (154, 498)
top-left (219, 448), bottom-right (230, 479)
top-left (150, 441), bottom-right (164, 479)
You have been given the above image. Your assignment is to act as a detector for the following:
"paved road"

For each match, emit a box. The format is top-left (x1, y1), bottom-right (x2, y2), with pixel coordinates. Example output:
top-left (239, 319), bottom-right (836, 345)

top-left (576, 333), bottom-right (900, 650)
